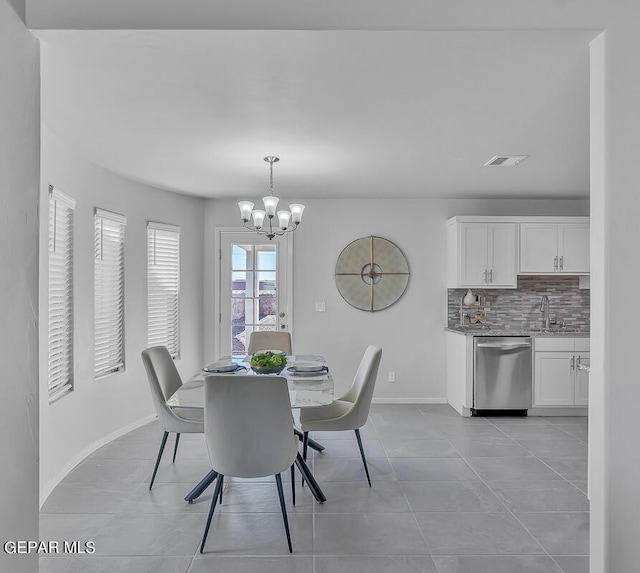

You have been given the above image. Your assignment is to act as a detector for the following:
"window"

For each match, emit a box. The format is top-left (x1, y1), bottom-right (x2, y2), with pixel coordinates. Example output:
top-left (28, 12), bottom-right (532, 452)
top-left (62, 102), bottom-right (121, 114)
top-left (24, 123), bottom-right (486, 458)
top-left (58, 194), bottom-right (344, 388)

top-left (48, 186), bottom-right (75, 402)
top-left (94, 208), bottom-right (127, 378)
top-left (147, 222), bottom-right (180, 358)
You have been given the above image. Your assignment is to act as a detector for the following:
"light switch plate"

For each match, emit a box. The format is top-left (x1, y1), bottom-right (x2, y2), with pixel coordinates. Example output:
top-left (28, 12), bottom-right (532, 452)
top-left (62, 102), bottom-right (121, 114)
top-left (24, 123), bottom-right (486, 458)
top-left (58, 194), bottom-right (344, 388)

top-left (315, 301), bottom-right (326, 312)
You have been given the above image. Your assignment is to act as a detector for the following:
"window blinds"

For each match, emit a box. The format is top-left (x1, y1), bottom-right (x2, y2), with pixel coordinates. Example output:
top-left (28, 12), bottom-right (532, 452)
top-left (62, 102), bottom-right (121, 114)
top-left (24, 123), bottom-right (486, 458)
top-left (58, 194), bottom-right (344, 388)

top-left (94, 208), bottom-right (127, 378)
top-left (48, 186), bottom-right (76, 402)
top-left (147, 222), bottom-right (181, 359)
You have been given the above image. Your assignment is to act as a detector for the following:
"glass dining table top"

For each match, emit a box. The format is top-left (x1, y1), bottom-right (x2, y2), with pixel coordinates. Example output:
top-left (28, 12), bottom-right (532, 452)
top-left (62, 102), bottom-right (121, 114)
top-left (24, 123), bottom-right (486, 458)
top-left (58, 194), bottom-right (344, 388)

top-left (166, 355), bottom-right (334, 410)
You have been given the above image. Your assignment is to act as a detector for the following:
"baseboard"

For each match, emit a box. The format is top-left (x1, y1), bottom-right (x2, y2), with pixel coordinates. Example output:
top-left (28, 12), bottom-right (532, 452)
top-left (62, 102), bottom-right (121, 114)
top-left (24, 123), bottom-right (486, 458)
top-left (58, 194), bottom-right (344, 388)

top-left (528, 407), bottom-right (588, 417)
top-left (372, 398), bottom-right (448, 404)
top-left (39, 414), bottom-right (157, 508)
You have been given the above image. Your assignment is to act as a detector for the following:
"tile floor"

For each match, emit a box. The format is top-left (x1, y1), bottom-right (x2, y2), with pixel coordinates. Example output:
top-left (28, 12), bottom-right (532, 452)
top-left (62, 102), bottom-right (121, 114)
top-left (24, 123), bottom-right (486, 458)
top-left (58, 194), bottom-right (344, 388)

top-left (40, 404), bottom-right (589, 572)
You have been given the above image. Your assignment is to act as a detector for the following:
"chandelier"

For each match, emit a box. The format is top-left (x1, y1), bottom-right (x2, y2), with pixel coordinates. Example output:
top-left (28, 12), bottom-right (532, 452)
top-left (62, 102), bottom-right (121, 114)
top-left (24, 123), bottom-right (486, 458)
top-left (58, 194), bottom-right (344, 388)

top-left (238, 156), bottom-right (305, 240)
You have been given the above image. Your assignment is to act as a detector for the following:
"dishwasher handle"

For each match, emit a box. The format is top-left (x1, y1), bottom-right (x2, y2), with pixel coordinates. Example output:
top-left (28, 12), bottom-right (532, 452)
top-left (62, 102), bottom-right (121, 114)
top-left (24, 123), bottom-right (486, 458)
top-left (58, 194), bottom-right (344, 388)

top-left (476, 342), bottom-right (531, 350)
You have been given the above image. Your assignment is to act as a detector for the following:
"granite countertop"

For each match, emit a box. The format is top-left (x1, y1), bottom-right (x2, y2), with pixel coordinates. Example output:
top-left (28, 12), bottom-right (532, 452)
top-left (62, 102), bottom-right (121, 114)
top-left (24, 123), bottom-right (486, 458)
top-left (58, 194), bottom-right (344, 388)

top-left (444, 327), bottom-right (590, 337)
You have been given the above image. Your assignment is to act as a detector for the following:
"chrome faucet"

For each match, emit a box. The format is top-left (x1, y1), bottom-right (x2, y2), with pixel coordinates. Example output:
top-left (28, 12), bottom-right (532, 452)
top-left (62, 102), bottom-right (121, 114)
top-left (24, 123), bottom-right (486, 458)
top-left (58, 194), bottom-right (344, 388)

top-left (540, 295), bottom-right (550, 330)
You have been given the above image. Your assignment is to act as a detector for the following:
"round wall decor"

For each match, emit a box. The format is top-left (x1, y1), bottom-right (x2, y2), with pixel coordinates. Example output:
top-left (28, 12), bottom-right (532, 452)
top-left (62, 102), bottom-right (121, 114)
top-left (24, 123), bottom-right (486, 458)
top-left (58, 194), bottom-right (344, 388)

top-left (335, 235), bottom-right (410, 311)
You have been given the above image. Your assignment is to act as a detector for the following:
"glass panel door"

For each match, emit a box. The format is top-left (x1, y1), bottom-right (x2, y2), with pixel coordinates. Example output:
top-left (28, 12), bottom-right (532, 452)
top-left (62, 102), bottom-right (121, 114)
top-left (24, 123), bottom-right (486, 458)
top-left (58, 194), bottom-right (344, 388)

top-left (219, 231), bottom-right (291, 357)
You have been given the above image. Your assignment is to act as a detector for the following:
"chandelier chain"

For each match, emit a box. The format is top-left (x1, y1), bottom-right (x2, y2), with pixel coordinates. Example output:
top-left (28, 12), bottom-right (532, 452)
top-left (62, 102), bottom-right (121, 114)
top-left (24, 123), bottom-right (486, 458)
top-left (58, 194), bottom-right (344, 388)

top-left (269, 160), bottom-right (274, 196)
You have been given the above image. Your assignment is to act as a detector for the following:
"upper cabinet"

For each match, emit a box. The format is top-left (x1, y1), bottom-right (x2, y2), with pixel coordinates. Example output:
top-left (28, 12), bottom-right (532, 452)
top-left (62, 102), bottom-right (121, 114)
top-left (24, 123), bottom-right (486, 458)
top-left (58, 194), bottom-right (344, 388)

top-left (558, 224), bottom-right (590, 273)
top-left (520, 222), bottom-right (589, 274)
top-left (449, 222), bottom-right (518, 288)
top-left (447, 216), bottom-right (589, 289)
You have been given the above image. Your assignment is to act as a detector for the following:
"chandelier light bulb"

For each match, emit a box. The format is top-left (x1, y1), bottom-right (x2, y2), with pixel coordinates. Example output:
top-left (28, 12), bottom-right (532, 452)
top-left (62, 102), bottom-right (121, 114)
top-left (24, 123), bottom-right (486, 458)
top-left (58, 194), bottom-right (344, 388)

top-left (252, 209), bottom-right (266, 229)
top-left (289, 204), bottom-right (306, 224)
top-left (238, 201), bottom-right (255, 222)
top-left (262, 195), bottom-right (279, 217)
top-left (277, 210), bottom-right (291, 230)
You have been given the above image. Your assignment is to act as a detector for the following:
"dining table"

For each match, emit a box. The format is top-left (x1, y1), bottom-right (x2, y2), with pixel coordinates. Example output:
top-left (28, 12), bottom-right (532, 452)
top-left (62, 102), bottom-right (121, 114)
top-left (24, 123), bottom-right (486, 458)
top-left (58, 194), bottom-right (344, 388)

top-left (166, 354), bottom-right (334, 504)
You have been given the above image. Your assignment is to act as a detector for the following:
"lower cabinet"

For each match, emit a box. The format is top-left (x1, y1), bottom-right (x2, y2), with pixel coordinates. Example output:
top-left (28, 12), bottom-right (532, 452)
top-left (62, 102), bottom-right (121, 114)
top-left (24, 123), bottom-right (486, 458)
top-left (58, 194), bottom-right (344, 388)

top-left (533, 338), bottom-right (589, 407)
top-left (445, 333), bottom-right (590, 416)
top-left (574, 353), bottom-right (590, 406)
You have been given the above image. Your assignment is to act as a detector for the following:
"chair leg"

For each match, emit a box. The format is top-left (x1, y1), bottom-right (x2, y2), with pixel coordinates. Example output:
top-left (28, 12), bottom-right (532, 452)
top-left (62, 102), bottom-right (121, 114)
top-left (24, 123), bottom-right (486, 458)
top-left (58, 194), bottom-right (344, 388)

top-left (294, 428), bottom-right (325, 452)
top-left (301, 432), bottom-right (309, 487)
top-left (290, 464), bottom-right (296, 506)
top-left (200, 474), bottom-right (224, 553)
top-left (149, 431), bottom-right (169, 490)
top-left (275, 474), bottom-right (293, 553)
top-left (172, 433), bottom-right (181, 463)
top-left (354, 429), bottom-right (372, 487)
top-left (219, 480), bottom-right (223, 504)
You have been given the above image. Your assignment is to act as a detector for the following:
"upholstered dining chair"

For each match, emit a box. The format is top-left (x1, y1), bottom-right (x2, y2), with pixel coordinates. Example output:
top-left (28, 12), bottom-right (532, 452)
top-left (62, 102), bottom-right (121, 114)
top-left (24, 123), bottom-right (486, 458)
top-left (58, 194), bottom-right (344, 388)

top-left (247, 331), bottom-right (292, 355)
top-left (141, 346), bottom-right (204, 490)
top-left (200, 375), bottom-right (299, 553)
top-left (300, 345), bottom-right (382, 486)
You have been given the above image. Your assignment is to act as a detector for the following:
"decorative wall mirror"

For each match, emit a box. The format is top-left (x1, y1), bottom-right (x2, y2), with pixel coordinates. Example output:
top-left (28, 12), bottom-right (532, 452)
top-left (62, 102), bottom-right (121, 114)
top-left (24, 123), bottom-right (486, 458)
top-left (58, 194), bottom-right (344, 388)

top-left (335, 235), bottom-right (410, 311)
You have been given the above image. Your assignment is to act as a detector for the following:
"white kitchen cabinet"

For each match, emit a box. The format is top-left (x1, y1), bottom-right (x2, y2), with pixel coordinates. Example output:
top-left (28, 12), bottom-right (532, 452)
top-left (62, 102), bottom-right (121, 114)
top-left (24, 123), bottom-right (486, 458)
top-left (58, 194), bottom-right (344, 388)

top-left (520, 222), bottom-right (589, 274)
top-left (534, 352), bottom-right (576, 406)
top-left (558, 224), bottom-right (590, 273)
top-left (574, 352), bottom-right (590, 406)
top-left (519, 223), bottom-right (558, 273)
top-left (446, 331), bottom-right (474, 416)
top-left (533, 338), bottom-right (589, 407)
top-left (451, 222), bottom-right (517, 288)
top-left (489, 224), bottom-right (519, 286)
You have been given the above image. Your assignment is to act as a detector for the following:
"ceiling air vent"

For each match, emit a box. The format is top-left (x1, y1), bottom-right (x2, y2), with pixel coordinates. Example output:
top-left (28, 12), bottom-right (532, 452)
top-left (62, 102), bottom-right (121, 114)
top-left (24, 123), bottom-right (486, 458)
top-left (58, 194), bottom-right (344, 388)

top-left (484, 155), bottom-right (529, 167)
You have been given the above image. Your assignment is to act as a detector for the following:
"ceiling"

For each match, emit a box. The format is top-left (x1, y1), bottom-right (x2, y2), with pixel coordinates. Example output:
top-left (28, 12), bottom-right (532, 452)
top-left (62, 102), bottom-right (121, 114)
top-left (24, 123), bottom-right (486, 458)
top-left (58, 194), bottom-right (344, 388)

top-left (38, 29), bottom-right (595, 200)
top-left (28, 0), bottom-right (608, 31)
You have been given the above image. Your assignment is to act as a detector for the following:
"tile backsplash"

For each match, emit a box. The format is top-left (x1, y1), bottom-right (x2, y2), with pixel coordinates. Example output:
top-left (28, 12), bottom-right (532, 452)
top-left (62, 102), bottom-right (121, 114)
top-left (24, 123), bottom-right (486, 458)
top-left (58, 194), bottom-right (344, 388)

top-left (447, 276), bottom-right (590, 331)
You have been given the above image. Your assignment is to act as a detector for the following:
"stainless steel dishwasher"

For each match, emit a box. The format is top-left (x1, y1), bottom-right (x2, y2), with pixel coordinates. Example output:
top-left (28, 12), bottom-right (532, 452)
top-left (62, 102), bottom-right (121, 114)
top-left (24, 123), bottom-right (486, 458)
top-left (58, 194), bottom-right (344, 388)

top-left (473, 336), bottom-right (532, 415)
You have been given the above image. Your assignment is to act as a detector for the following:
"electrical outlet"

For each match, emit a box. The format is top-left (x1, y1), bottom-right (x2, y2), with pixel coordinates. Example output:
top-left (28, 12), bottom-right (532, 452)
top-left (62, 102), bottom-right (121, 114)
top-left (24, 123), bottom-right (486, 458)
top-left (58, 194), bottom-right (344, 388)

top-left (388, 371), bottom-right (396, 383)
top-left (315, 301), bottom-right (326, 312)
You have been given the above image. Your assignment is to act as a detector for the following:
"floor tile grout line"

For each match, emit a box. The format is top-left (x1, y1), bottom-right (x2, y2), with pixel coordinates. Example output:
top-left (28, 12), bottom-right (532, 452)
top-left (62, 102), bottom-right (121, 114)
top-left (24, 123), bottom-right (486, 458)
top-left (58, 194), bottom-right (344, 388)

top-left (380, 415), bottom-right (438, 568)
top-left (447, 437), bottom-right (557, 559)
top-left (466, 417), bottom-right (590, 496)
top-left (42, 408), bottom-right (588, 567)
top-left (482, 416), bottom-right (588, 485)
top-left (447, 436), bottom-right (587, 569)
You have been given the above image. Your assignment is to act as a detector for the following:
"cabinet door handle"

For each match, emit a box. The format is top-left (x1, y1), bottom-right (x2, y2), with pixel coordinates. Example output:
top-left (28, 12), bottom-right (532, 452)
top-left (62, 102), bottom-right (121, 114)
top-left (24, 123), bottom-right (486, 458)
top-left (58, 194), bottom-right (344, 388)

top-left (554, 256), bottom-right (558, 271)
top-left (489, 269), bottom-right (493, 283)
top-left (576, 355), bottom-right (581, 368)
top-left (559, 256), bottom-right (564, 271)
top-left (570, 355), bottom-right (575, 372)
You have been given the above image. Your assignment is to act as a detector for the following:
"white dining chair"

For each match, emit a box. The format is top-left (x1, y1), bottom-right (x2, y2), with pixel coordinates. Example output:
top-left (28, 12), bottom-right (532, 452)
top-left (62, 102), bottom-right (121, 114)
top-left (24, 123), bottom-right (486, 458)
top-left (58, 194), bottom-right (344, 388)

top-left (247, 331), bottom-right (292, 355)
top-left (141, 346), bottom-right (204, 490)
top-left (200, 374), bottom-right (299, 553)
top-left (299, 345), bottom-right (382, 486)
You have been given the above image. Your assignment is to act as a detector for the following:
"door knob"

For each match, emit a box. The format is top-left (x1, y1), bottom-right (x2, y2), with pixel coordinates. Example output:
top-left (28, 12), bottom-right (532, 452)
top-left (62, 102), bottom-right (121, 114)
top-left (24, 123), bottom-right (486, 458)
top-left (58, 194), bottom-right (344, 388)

top-left (279, 312), bottom-right (285, 318)
top-left (280, 324), bottom-right (286, 330)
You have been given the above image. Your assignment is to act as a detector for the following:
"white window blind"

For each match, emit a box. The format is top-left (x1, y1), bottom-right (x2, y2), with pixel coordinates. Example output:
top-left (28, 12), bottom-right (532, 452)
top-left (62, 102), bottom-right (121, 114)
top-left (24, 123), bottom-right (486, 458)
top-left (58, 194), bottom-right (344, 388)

top-left (94, 208), bottom-right (127, 378)
top-left (48, 186), bottom-right (76, 402)
top-left (147, 222), bottom-right (181, 359)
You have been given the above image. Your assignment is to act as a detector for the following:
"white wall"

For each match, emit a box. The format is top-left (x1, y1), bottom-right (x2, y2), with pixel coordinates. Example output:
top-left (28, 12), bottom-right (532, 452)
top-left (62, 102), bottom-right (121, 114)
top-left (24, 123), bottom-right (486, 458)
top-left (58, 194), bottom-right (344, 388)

top-left (589, 32), bottom-right (606, 573)
top-left (38, 129), bottom-right (206, 502)
top-left (590, 6), bottom-right (640, 570)
top-left (0, 1), bottom-right (40, 571)
top-left (204, 197), bottom-right (588, 402)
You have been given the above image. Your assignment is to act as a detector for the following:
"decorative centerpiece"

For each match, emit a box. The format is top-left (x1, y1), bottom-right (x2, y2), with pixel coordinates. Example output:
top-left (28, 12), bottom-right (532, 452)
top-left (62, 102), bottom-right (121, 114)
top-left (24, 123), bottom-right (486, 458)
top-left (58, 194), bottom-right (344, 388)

top-left (250, 351), bottom-right (287, 375)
